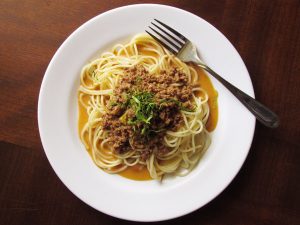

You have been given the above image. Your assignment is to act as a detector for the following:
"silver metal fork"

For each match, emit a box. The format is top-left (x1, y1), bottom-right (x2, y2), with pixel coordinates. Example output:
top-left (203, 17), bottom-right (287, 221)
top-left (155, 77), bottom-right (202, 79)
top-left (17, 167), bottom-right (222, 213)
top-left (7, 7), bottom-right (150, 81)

top-left (146, 19), bottom-right (279, 128)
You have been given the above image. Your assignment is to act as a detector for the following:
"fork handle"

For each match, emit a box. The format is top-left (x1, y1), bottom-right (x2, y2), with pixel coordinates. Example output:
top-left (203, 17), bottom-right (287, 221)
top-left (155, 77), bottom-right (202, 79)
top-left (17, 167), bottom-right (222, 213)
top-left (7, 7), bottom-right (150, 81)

top-left (201, 65), bottom-right (279, 128)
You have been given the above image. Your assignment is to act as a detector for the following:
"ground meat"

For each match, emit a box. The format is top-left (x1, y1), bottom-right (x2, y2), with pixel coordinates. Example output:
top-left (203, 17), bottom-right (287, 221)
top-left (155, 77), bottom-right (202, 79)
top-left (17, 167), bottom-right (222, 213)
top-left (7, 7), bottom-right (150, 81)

top-left (102, 114), bottom-right (133, 154)
top-left (102, 65), bottom-right (194, 160)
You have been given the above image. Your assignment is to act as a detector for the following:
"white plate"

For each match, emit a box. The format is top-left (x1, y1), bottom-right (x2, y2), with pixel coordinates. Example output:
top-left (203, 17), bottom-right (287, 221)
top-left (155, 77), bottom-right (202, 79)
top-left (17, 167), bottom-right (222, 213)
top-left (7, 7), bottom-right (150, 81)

top-left (38, 4), bottom-right (255, 222)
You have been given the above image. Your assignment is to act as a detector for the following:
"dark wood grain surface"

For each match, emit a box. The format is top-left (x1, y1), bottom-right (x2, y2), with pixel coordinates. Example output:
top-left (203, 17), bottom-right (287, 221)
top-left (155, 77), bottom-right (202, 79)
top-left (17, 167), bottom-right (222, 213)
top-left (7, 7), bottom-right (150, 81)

top-left (1, 0), bottom-right (299, 224)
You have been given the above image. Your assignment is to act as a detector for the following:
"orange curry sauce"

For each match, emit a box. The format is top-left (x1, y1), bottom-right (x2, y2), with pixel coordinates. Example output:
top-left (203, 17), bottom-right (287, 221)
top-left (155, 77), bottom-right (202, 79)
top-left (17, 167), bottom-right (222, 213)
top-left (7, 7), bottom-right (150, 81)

top-left (78, 67), bottom-right (218, 181)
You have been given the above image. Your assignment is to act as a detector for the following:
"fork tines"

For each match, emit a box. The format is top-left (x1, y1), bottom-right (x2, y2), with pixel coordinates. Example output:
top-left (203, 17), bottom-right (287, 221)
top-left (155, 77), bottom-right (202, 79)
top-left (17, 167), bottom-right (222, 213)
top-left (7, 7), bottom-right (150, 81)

top-left (146, 19), bottom-right (187, 54)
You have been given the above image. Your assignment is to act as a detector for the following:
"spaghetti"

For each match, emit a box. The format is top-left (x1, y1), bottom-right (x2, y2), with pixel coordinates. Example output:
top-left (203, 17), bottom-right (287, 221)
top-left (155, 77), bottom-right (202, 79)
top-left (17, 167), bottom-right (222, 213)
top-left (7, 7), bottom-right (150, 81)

top-left (78, 34), bottom-right (214, 180)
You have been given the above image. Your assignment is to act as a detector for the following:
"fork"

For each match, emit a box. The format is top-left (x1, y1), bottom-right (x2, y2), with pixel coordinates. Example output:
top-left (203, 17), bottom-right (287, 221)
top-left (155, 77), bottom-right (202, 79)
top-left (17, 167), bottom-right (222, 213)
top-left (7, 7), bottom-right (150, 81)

top-left (146, 19), bottom-right (279, 128)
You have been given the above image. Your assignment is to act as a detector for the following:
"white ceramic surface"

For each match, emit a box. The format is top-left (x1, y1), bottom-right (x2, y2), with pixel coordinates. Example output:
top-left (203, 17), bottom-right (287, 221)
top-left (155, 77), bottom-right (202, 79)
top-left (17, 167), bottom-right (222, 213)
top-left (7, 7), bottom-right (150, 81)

top-left (38, 4), bottom-right (255, 222)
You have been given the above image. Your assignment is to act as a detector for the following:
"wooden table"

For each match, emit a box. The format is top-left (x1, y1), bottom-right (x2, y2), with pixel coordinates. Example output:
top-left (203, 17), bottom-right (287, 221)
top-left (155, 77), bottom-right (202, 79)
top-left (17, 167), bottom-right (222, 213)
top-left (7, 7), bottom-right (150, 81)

top-left (1, 0), bottom-right (299, 224)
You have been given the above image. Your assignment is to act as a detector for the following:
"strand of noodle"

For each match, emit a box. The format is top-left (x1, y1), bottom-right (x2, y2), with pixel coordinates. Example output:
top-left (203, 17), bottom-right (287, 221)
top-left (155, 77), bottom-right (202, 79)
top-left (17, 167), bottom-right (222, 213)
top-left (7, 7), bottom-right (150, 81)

top-left (113, 44), bottom-right (130, 57)
top-left (163, 136), bottom-right (179, 147)
top-left (124, 158), bottom-right (139, 166)
top-left (78, 93), bottom-right (89, 108)
top-left (80, 124), bottom-right (89, 149)
top-left (78, 86), bottom-right (112, 95)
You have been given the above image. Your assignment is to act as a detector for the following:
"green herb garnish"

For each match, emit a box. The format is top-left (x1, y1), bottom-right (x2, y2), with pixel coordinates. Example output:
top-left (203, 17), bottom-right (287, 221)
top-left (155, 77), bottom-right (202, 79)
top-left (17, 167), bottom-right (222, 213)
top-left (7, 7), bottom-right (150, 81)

top-left (128, 92), bottom-right (158, 135)
top-left (109, 101), bottom-right (118, 107)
